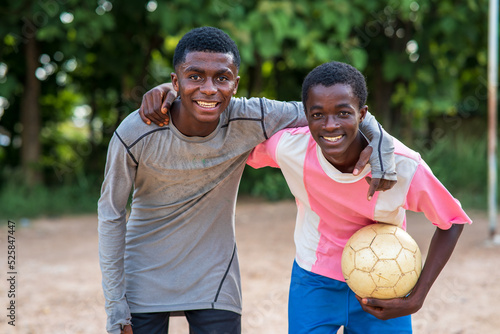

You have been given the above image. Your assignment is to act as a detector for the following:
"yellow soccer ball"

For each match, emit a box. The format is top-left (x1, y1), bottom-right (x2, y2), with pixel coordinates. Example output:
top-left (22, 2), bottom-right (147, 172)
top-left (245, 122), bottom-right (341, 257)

top-left (341, 223), bottom-right (422, 299)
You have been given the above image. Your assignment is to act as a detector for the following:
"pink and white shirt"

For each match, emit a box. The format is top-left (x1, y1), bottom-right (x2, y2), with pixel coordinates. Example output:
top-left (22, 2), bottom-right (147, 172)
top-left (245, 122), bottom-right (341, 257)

top-left (247, 127), bottom-right (472, 282)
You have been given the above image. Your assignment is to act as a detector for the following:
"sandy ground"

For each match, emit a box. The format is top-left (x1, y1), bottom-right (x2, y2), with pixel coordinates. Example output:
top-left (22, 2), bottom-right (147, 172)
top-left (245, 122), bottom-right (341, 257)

top-left (0, 198), bottom-right (499, 334)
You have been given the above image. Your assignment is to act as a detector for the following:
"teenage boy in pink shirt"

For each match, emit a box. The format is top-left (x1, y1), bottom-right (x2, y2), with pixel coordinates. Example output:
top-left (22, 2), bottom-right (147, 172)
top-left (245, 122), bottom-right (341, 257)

top-left (247, 61), bottom-right (471, 334)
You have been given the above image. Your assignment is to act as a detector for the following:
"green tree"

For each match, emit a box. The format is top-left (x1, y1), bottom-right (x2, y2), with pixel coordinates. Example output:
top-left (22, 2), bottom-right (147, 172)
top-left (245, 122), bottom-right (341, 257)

top-left (0, 0), bottom-right (114, 186)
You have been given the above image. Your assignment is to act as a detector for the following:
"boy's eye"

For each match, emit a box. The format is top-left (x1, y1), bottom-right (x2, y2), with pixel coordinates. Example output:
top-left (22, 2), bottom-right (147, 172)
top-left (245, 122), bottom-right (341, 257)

top-left (311, 113), bottom-right (323, 119)
top-left (189, 74), bottom-right (201, 80)
top-left (339, 111), bottom-right (351, 117)
top-left (217, 76), bottom-right (228, 82)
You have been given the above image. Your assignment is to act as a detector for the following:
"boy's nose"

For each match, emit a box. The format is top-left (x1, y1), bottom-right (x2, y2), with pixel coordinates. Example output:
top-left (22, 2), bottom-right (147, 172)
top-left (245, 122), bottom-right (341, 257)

top-left (324, 115), bottom-right (339, 130)
top-left (200, 79), bottom-right (217, 95)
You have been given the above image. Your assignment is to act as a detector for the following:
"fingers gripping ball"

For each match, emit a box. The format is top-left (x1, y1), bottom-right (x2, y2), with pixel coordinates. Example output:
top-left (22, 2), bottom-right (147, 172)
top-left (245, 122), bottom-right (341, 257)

top-left (341, 223), bottom-right (422, 299)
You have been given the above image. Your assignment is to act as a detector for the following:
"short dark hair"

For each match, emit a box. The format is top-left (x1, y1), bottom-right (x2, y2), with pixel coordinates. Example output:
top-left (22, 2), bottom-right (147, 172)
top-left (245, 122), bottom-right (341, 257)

top-left (173, 26), bottom-right (241, 70)
top-left (302, 61), bottom-right (367, 111)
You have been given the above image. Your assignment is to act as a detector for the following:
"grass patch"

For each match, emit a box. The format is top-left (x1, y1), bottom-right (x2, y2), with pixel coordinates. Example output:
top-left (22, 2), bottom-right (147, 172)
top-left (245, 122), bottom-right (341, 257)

top-left (0, 178), bottom-right (101, 221)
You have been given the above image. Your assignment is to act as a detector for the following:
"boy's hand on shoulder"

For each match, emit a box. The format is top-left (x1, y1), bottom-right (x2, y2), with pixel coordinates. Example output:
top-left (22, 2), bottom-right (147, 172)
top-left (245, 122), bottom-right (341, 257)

top-left (353, 145), bottom-right (397, 200)
top-left (364, 176), bottom-right (396, 201)
top-left (355, 295), bottom-right (423, 320)
top-left (139, 83), bottom-right (177, 126)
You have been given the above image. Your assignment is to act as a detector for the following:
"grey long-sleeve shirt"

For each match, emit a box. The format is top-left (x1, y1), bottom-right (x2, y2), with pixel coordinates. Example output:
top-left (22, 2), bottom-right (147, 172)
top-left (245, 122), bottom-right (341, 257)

top-left (98, 97), bottom-right (395, 333)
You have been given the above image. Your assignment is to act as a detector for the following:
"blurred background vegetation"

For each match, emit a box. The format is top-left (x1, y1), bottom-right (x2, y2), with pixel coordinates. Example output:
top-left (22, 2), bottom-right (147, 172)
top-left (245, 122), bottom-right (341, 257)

top-left (0, 0), bottom-right (494, 219)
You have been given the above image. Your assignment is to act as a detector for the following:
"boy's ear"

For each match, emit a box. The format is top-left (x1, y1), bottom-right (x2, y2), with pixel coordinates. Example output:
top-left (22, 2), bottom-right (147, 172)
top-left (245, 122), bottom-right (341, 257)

top-left (171, 72), bottom-right (179, 92)
top-left (232, 76), bottom-right (240, 95)
top-left (359, 105), bottom-right (368, 122)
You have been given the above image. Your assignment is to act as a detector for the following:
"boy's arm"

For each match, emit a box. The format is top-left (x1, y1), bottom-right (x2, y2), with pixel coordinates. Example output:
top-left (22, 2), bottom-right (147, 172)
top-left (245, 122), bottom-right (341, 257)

top-left (357, 223), bottom-right (464, 320)
top-left (138, 84), bottom-right (396, 199)
top-left (98, 134), bottom-right (136, 334)
top-left (357, 112), bottom-right (397, 200)
top-left (357, 160), bottom-right (471, 320)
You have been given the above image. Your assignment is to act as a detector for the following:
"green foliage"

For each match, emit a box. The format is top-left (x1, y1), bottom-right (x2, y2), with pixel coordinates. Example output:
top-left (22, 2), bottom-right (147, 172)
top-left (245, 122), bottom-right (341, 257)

top-left (239, 166), bottom-right (293, 201)
top-left (429, 141), bottom-right (487, 210)
top-left (0, 169), bottom-right (101, 220)
top-left (408, 119), bottom-right (489, 209)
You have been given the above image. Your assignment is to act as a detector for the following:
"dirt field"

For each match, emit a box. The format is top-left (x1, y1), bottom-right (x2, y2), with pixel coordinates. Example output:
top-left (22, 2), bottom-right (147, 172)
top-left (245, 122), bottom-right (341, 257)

top-left (1, 198), bottom-right (499, 334)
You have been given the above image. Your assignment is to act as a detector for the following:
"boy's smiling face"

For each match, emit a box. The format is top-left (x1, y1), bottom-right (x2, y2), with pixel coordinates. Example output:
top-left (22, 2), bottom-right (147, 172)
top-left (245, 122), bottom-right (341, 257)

top-left (305, 84), bottom-right (368, 172)
top-left (171, 51), bottom-right (240, 137)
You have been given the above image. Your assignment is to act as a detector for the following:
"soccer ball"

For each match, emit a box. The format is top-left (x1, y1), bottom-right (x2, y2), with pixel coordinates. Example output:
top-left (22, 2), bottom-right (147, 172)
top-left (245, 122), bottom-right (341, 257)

top-left (341, 223), bottom-right (422, 299)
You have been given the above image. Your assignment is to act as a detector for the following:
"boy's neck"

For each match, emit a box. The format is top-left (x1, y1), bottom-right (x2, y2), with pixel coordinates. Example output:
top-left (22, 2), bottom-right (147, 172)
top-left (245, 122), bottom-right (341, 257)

top-left (329, 132), bottom-right (368, 174)
top-left (170, 100), bottom-right (219, 137)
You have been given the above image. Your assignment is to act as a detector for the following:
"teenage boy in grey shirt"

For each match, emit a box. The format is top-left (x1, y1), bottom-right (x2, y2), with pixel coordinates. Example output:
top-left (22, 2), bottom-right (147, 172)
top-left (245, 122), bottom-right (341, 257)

top-left (98, 26), bottom-right (396, 334)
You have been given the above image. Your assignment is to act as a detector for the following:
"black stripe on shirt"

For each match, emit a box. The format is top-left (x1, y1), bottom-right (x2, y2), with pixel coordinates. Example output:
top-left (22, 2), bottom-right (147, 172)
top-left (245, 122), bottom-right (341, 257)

top-left (376, 122), bottom-right (386, 178)
top-left (220, 99), bottom-right (268, 140)
top-left (115, 127), bottom-right (170, 165)
top-left (259, 98), bottom-right (269, 140)
top-left (128, 127), bottom-right (170, 148)
top-left (212, 243), bottom-right (237, 307)
top-left (114, 131), bottom-right (139, 165)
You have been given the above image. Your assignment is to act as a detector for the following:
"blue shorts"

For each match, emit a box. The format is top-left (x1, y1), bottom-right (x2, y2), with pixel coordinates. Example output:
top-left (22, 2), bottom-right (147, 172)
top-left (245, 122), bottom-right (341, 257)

top-left (288, 261), bottom-right (412, 334)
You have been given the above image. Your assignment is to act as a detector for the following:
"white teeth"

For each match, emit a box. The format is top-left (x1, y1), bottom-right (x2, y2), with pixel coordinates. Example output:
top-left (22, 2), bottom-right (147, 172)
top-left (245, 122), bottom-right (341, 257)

top-left (323, 135), bottom-right (343, 142)
top-left (196, 101), bottom-right (218, 108)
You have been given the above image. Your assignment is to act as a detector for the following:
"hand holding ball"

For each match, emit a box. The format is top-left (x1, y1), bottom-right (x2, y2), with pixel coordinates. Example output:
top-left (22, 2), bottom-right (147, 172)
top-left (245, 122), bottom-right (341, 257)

top-left (341, 223), bottom-right (422, 299)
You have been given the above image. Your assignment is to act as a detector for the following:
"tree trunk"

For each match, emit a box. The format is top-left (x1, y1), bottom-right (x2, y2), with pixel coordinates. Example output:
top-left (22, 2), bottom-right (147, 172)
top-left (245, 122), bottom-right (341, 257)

top-left (20, 26), bottom-right (42, 186)
top-left (371, 63), bottom-right (396, 135)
